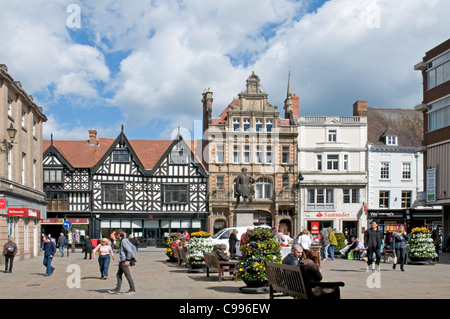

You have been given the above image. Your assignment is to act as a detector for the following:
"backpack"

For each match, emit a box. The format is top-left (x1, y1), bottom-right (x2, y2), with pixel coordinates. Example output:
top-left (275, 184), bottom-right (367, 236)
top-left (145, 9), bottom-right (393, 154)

top-left (7, 244), bottom-right (15, 254)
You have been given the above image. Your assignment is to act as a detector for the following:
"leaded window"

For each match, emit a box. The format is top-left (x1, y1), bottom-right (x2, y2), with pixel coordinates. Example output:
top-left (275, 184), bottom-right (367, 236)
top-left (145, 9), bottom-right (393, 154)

top-left (164, 184), bottom-right (188, 204)
top-left (103, 184), bottom-right (125, 204)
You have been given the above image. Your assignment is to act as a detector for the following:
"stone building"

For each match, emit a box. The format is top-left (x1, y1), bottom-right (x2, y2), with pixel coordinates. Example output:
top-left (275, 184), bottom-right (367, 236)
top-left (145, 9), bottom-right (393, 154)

top-left (203, 72), bottom-right (299, 236)
top-left (0, 64), bottom-right (47, 261)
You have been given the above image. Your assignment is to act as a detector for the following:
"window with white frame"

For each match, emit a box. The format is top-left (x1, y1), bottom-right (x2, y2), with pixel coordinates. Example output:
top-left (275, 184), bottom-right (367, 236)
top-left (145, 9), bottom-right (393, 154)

top-left (233, 145), bottom-right (241, 163)
top-left (343, 189), bottom-right (360, 203)
top-left (379, 191), bottom-right (390, 208)
top-left (307, 189), bottom-right (334, 210)
top-left (266, 146), bottom-right (272, 164)
top-left (380, 162), bottom-right (390, 179)
top-left (255, 178), bottom-right (272, 200)
top-left (326, 154), bottom-right (339, 170)
top-left (266, 119), bottom-right (273, 132)
top-left (282, 146), bottom-right (290, 164)
top-left (402, 162), bottom-right (412, 179)
top-left (22, 152), bottom-right (26, 184)
top-left (8, 99), bottom-right (12, 116)
top-left (215, 144), bottom-right (224, 163)
top-left (255, 145), bottom-right (263, 164)
top-left (243, 145), bottom-right (251, 163)
top-left (256, 119), bottom-right (263, 132)
top-left (316, 154), bottom-right (322, 171)
top-left (233, 118), bottom-right (240, 132)
top-left (328, 129), bottom-right (337, 142)
top-left (386, 135), bottom-right (397, 145)
top-left (243, 118), bottom-right (251, 132)
top-left (401, 191), bottom-right (412, 208)
top-left (343, 154), bottom-right (349, 171)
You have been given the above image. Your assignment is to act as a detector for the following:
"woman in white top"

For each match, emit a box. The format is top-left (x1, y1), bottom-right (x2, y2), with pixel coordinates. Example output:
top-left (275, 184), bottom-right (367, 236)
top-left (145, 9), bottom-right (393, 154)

top-left (299, 230), bottom-right (312, 252)
top-left (93, 238), bottom-right (115, 279)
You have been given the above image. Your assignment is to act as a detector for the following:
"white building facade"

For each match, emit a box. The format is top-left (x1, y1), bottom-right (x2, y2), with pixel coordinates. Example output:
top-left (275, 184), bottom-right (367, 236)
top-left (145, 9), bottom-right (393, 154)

top-left (298, 111), bottom-right (368, 240)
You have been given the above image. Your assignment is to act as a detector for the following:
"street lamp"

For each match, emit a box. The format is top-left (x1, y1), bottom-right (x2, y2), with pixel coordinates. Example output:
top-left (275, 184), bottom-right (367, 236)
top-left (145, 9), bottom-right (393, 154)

top-left (6, 123), bottom-right (17, 144)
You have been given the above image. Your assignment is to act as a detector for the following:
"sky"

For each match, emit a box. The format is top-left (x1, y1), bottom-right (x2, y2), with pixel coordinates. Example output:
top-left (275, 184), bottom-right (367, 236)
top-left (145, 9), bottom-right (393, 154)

top-left (0, 0), bottom-right (449, 141)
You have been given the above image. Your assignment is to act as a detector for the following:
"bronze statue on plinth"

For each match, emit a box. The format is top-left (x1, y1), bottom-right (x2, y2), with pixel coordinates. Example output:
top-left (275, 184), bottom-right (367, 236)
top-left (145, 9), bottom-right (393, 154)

top-left (235, 167), bottom-right (255, 208)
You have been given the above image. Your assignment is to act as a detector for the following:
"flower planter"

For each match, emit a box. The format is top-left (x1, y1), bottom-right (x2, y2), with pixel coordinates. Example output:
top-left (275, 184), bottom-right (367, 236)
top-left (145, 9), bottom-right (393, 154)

top-left (243, 279), bottom-right (269, 288)
top-left (408, 257), bottom-right (435, 265)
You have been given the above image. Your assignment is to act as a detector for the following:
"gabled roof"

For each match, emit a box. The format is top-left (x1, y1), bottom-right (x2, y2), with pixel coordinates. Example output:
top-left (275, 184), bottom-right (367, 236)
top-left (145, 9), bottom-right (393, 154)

top-left (42, 133), bottom-right (206, 173)
top-left (367, 107), bottom-right (423, 146)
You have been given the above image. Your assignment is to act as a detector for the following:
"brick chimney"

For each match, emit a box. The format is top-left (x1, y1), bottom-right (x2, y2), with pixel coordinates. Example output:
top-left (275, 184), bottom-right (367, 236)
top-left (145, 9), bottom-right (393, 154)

top-left (88, 129), bottom-right (97, 145)
top-left (353, 100), bottom-right (367, 116)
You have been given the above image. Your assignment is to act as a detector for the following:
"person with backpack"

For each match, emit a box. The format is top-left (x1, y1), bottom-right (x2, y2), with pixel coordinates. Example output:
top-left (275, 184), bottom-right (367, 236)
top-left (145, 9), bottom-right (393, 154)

top-left (3, 237), bottom-right (18, 273)
top-left (108, 229), bottom-right (137, 295)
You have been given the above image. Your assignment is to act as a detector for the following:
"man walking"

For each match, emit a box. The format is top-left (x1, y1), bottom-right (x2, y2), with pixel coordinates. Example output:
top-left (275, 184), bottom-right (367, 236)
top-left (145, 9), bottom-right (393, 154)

top-left (364, 220), bottom-right (384, 272)
top-left (57, 233), bottom-right (67, 257)
top-left (108, 229), bottom-right (137, 295)
top-left (43, 236), bottom-right (56, 276)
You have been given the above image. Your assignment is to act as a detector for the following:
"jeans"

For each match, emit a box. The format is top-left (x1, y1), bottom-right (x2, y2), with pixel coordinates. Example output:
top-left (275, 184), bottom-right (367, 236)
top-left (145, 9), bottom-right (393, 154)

top-left (395, 247), bottom-right (407, 268)
top-left (323, 244), bottom-right (330, 259)
top-left (99, 255), bottom-right (111, 278)
top-left (59, 245), bottom-right (65, 256)
top-left (43, 255), bottom-right (55, 275)
top-left (367, 246), bottom-right (381, 266)
top-left (4, 254), bottom-right (14, 272)
top-left (115, 261), bottom-right (135, 292)
top-left (328, 245), bottom-right (335, 260)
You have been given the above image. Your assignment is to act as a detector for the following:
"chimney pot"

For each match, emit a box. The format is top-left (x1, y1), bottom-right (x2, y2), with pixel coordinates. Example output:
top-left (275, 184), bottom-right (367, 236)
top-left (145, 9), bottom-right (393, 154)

top-left (89, 129), bottom-right (97, 145)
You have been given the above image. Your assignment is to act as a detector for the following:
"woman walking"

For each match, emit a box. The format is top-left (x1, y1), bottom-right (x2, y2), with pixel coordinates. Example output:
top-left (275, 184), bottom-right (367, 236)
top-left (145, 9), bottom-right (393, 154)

top-left (392, 225), bottom-right (409, 271)
top-left (93, 238), bottom-right (115, 279)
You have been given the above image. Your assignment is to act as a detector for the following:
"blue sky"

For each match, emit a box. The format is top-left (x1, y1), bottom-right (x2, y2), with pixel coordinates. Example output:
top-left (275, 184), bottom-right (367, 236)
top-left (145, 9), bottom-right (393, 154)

top-left (0, 0), bottom-right (449, 141)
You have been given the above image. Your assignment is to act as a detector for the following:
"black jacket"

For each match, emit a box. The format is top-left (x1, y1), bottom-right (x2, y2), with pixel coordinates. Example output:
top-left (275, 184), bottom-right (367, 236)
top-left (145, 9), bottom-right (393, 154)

top-left (364, 229), bottom-right (383, 248)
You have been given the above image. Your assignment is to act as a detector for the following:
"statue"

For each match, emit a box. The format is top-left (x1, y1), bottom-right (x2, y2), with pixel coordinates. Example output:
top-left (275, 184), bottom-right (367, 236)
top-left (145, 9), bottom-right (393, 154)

top-left (235, 167), bottom-right (255, 208)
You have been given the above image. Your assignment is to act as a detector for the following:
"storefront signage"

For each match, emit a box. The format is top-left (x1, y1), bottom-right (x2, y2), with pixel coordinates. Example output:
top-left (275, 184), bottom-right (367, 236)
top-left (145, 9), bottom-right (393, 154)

top-left (426, 168), bottom-right (436, 202)
top-left (41, 218), bottom-right (89, 224)
top-left (0, 198), bottom-right (6, 209)
top-left (314, 212), bottom-right (351, 218)
top-left (311, 222), bottom-right (320, 234)
top-left (25, 208), bottom-right (41, 219)
top-left (8, 208), bottom-right (25, 216)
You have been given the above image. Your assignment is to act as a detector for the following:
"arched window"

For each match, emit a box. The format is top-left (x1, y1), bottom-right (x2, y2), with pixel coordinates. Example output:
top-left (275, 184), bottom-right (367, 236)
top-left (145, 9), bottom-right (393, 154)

top-left (255, 178), bottom-right (272, 200)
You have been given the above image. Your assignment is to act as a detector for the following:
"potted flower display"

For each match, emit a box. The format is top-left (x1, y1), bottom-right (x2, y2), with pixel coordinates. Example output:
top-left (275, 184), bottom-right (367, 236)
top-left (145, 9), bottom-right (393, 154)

top-left (235, 227), bottom-right (282, 287)
top-left (408, 227), bottom-right (437, 263)
top-left (186, 231), bottom-right (214, 270)
top-left (165, 232), bottom-right (183, 262)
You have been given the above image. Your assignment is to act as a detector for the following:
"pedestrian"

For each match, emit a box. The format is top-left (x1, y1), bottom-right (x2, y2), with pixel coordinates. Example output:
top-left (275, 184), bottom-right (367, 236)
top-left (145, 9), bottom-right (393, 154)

top-left (3, 237), bottom-right (18, 273)
top-left (228, 229), bottom-right (239, 259)
top-left (42, 236), bottom-right (56, 276)
top-left (299, 249), bottom-right (322, 282)
top-left (108, 229), bottom-right (137, 295)
top-left (57, 233), bottom-right (67, 257)
top-left (364, 220), bottom-right (384, 272)
top-left (93, 238), bottom-right (115, 279)
top-left (327, 227), bottom-right (337, 260)
top-left (84, 235), bottom-right (93, 259)
top-left (282, 244), bottom-right (304, 266)
top-left (128, 235), bottom-right (138, 250)
top-left (431, 230), bottom-right (441, 262)
top-left (298, 229), bottom-right (312, 253)
top-left (392, 225), bottom-right (409, 271)
top-left (319, 229), bottom-right (330, 260)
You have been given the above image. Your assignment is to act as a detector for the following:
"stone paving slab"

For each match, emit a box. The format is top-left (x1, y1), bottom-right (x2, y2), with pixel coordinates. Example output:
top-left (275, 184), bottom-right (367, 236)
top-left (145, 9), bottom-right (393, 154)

top-left (1, 247), bottom-right (449, 300)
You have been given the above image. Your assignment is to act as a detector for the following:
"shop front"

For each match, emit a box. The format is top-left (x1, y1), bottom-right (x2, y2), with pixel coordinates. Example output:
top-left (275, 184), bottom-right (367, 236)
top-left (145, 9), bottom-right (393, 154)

top-left (368, 209), bottom-right (442, 233)
top-left (99, 212), bottom-right (207, 247)
top-left (304, 210), bottom-right (364, 241)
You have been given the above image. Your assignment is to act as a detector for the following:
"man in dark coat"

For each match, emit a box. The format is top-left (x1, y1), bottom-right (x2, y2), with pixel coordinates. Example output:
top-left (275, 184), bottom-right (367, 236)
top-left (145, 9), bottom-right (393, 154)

top-left (364, 220), bottom-right (384, 271)
top-left (282, 244), bottom-right (303, 266)
top-left (228, 230), bottom-right (239, 259)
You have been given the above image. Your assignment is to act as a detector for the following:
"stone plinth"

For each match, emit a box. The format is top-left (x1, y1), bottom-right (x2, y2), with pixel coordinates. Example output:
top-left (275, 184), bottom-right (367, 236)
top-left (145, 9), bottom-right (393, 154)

top-left (234, 206), bottom-right (256, 227)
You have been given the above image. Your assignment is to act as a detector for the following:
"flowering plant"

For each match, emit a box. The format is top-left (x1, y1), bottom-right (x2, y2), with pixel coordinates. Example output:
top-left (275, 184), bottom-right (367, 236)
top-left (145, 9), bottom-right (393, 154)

top-left (186, 237), bottom-right (215, 267)
top-left (165, 232), bottom-right (183, 259)
top-left (190, 231), bottom-right (212, 238)
top-left (235, 227), bottom-right (282, 282)
top-left (408, 227), bottom-right (438, 259)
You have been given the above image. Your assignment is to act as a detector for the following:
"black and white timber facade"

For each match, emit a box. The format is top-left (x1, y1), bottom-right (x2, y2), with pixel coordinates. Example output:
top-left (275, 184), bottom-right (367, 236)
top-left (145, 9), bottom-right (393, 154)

top-left (42, 129), bottom-right (208, 246)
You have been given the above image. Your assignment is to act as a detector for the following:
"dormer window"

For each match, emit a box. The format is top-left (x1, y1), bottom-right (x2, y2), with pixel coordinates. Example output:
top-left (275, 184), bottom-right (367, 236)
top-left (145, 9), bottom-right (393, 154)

top-left (386, 135), bottom-right (397, 145)
top-left (171, 144), bottom-right (189, 164)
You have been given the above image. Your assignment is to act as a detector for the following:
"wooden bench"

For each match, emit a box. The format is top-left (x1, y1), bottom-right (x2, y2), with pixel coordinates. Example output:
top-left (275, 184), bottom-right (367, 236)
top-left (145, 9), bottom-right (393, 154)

top-left (383, 248), bottom-right (395, 263)
top-left (265, 261), bottom-right (345, 299)
top-left (203, 251), bottom-right (236, 281)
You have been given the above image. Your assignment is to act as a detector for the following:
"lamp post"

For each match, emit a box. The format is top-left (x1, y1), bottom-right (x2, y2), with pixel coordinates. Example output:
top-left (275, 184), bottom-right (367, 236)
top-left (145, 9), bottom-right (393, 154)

top-left (1, 123), bottom-right (17, 153)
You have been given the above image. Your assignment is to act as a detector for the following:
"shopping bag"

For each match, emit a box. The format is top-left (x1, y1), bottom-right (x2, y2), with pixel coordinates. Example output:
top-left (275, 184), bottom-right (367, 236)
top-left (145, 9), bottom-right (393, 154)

top-left (347, 251), bottom-right (354, 260)
top-left (339, 246), bottom-right (349, 255)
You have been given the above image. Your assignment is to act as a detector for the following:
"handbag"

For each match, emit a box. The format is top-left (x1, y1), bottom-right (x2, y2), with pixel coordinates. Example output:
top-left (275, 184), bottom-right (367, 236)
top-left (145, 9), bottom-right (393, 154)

top-left (347, 251), bottom-right (354, 260)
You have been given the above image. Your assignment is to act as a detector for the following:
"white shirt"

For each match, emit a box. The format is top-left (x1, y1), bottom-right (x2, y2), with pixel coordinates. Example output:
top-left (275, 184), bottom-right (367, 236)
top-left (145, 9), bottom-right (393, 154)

top-left (299, 234), bottom-right (312, 250)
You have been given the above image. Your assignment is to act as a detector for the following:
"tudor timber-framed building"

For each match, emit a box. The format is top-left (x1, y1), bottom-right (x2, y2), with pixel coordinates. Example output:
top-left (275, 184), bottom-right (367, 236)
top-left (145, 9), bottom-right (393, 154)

top-left (203, 72), bottom-right (300, 236)
top-left (42, 128), bottom-right (207, 246)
